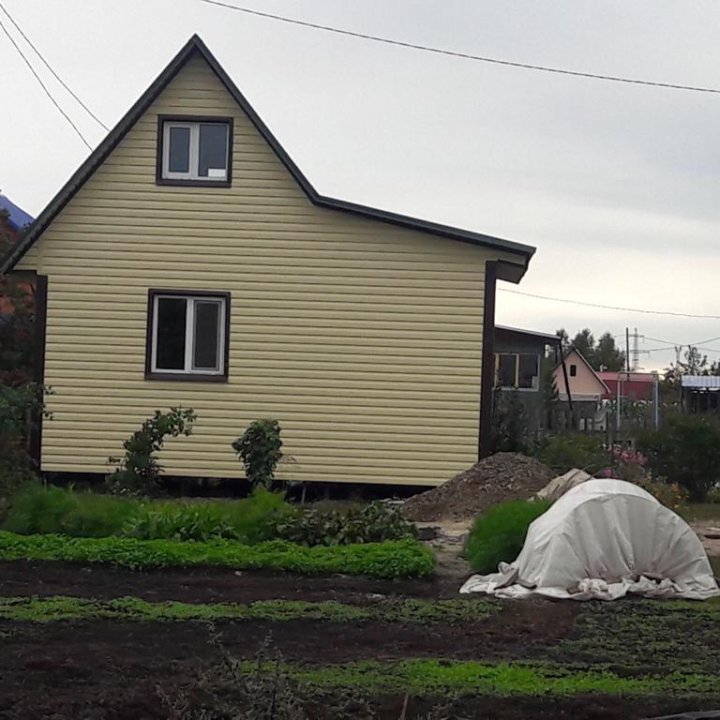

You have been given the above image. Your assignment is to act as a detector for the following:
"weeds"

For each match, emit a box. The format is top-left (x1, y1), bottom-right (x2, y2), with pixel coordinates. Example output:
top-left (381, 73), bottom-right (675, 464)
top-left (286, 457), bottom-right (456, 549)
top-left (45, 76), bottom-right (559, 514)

top-left (0, 532), bottom-right (435, 579)
top-left (0, 595), bottom-right (497, 625)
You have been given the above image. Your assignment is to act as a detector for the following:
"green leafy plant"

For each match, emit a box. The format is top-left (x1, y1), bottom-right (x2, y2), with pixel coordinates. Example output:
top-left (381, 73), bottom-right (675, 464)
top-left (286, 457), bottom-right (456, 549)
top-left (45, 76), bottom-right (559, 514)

top-left (0, 383), bottom-right (48, 503)
top-left (0, 596), bottom-right (495, 625)
top-left (276, 501), bottom-right (416, 547)
top-left (637, 415), bottom-right (720, 502)
top-left (106, 407), bottom-right (197, 496)
top-left (464, 499), bottom-right (551, 574)
top-left (3, 485), bottom-right (291, 545)
top-left (0, 531), bottom-right (435, 579)
top-left (2, 483), bottom-right (138, 537)
top-left (232, 419), bottom-right (283, 490)
top-left (124, 488), bottom-right (291, 544)
top-left (533, 433), bottom-right (607, 474)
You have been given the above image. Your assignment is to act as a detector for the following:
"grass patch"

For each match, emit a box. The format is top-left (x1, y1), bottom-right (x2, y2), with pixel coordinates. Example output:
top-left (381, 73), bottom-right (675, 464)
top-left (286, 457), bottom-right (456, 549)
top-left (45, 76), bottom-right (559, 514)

top-left (678, 503), bottom-right (720, 523)
top-left (0, 532), bottom-right (434, 579)
top-left (264, 659), bottom-right (719, 697)
top-left (0, 596), bottom-right (497, 624)
top-left (555, 599), bottom-right (720, 676)
top-left (464, 499), bottom-right (552, 574)
top-left (2, 484), bottom-right (290, 544)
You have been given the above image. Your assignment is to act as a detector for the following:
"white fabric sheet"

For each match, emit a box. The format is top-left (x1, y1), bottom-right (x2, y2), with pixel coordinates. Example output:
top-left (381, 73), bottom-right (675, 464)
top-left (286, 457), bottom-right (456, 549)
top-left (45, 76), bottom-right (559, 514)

top-left (460, 479), bottom-right (720, 601)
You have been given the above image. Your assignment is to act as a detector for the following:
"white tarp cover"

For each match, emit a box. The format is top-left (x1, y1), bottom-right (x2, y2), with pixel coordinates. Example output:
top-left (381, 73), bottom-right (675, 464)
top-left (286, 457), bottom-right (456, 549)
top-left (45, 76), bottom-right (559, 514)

top-left (460, 479), bottom-right (720, 601)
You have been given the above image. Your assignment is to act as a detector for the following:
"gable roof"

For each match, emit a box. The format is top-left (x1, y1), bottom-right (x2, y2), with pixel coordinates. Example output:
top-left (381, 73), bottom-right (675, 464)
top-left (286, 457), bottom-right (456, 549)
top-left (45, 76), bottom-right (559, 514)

top-left (0, 193), bottom-right (33, 231)
top-left (0, 35), bottom-right (535, 279)
top-left (556, 348), bottom-right (611, 394)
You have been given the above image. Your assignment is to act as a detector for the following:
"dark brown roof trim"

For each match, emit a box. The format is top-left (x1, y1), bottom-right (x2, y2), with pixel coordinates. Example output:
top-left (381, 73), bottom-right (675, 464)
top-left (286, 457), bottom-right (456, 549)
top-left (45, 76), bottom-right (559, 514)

top-left (0, 35), bottom-right (535, 276)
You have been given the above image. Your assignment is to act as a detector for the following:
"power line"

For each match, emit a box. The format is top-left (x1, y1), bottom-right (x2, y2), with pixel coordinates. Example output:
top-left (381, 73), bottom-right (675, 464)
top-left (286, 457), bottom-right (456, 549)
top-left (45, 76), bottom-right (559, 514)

top-left (198, 0), bottom-right (720, 96)
top-left (645, 335), bottom-right (720, 346)
top-left (0, 1), bottom-right (108, 131)
top-left (498, 288), bottom-right (720, 319)
top-left (0, 14), bottom-right (92, 150)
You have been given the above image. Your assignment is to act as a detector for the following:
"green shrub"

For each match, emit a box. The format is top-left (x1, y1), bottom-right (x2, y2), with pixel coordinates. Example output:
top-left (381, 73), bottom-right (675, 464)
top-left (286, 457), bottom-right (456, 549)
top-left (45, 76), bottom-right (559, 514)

top-left (534, 433), bottom-right (607, 474)
top-left (125, 488), bottom-right (291, 544)
top-left (3, 485), bottom-right (291, 545)
top-left (2, 484), bottom-right (139, 537)
top-left (232, 419), bottom-right (283, 489)
top-left (276, 501), bottom-right (416, 546)
top-left (637, 415), bottom-right (720, 502)
top-left (465, 499), bottom-right (552, 574)
top-left (0, 384), bottom-right (46, 501)
top-left (106, 407), bottom-right (197, 496)
top-left (0, 532), bottom-right (435, 579)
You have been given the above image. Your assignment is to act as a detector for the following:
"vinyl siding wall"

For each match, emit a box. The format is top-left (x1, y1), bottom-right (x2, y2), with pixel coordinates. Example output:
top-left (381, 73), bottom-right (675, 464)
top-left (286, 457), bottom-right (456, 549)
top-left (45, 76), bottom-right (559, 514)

top-left (18, 54), bottom-right (519, 485)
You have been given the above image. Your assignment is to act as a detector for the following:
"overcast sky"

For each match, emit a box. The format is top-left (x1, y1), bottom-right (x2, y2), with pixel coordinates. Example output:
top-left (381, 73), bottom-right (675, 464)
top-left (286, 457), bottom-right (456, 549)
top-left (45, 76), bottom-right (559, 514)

top-left (2, 0), bottom-right (719, 371)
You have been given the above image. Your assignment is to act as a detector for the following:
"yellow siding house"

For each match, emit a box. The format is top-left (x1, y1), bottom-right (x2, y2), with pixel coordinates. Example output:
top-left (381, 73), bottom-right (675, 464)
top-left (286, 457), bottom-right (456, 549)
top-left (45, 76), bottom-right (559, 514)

top-left (1, 36), bottom-right (535, 487)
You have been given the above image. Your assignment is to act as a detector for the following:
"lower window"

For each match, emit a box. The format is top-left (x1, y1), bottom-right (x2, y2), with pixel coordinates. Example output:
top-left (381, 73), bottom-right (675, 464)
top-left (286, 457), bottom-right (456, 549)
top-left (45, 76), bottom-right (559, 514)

top-left (147, 290), bottom-right (230, 380)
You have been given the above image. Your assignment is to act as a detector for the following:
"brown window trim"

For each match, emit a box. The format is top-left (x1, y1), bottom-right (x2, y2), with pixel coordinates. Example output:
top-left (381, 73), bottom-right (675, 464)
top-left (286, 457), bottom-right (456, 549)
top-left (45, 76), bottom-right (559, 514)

top-left (145, 288), bottom-right (231, 383)
top-left (155, 115), bottom-right (234, 188)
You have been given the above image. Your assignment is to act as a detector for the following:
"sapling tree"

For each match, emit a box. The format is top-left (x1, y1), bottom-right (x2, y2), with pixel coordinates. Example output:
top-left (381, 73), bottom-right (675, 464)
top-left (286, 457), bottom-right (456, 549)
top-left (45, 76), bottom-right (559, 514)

top-left (107, 407), bottom-right (197, 496)
top-left (232, 419), bottom-right (283, 490)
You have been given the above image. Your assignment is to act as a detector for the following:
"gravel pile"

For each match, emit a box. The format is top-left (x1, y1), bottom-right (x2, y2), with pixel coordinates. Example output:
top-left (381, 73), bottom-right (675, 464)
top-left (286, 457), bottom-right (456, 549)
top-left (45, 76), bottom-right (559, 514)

top-left (403, 452), bottom-right (555, 522)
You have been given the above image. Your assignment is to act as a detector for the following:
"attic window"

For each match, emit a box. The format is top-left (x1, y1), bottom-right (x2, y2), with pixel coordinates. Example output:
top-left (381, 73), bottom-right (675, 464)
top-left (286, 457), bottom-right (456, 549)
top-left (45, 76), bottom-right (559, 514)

top-left (146, 290), bottom-right (230, 382)
top-left (157, 116), bottom-right (232, 186)
top-left (570, 364), bottom-right (577, 377)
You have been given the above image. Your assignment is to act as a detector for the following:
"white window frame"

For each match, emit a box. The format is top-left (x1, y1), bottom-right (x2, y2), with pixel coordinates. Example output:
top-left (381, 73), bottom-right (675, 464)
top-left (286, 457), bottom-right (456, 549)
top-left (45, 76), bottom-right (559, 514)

top-left (151, 294), bottom-right (227, 376)
top-left (161, 121), bottom-right (229, 182)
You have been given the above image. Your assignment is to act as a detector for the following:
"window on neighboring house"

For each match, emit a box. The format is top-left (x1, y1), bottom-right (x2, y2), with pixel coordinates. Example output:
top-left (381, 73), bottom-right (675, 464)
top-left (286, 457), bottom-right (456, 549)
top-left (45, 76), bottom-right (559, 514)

top-left (570, 364), bottom-right (577, 377)
top-left (147, 291), bottom-right (230, 380)
top-left (495, 353), bottom-right (540, 390)
top-left (158, 117), bottom-right (232, 185)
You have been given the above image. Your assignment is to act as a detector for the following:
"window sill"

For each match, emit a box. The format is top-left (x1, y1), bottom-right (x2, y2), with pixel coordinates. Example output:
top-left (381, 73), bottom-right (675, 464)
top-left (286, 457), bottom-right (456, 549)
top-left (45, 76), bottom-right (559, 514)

top-left (156, 178), bottom-right (231, 188)
top-left (145, 372), bottom-right (228, 383)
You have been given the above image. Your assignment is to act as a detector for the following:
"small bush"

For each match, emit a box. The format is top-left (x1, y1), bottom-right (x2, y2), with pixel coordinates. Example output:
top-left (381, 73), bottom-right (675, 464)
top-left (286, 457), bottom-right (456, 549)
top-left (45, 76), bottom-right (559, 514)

top-left (637, 415), bottom-right (720, 502)
top-left (465, 499), bottom-right (552, 574)
top-left (534, 433), bottom-right (607, 474)
top-left (707, 487), bottom-right (720, 505)
top-left (0, 532), bottom-right (435, 579)
top-left (2, 484), bottom-right (138, 537)
top-left (0, 383), bottom-right (47, 501)
top-left (125, 488), bottom-right (291, 544)
top-left (3, 485), bottom-right (291, 545)
top-left (232, 419), bottom-right (283, 489)
top-left (635, 479), bottom-right (688, 511)
top-left (106, 407), bottom-right (197, 496)
top-left (276, 501), bottom-right (416, 546)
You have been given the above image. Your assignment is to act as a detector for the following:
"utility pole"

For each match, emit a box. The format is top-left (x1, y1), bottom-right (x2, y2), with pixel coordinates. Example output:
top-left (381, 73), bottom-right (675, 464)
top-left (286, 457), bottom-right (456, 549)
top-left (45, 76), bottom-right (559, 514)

top-left (632, 327), bottom-right (640, 372)
top-left (675, 345), bottom-right (684, 408)
top-left (626, 328), bottom-right (630, 373)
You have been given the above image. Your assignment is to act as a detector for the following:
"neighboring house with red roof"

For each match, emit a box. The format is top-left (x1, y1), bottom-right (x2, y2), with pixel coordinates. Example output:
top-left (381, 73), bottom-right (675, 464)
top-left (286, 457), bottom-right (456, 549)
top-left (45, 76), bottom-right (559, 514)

top-left (598, 371), bottom-right (656, 402)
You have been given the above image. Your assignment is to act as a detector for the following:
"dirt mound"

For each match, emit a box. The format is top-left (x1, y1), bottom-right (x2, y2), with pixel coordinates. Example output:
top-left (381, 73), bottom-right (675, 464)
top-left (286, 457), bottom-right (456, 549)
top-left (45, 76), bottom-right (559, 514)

top-left (403, 452), bottom-right (555, 522)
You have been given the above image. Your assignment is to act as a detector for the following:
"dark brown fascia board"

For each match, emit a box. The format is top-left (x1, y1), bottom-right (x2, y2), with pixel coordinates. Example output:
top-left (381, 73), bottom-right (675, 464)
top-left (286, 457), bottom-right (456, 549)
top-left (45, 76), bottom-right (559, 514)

top-left (0, 34), bottom-right (535, 277)
top-left (478, 261), bottom-right (498, 459)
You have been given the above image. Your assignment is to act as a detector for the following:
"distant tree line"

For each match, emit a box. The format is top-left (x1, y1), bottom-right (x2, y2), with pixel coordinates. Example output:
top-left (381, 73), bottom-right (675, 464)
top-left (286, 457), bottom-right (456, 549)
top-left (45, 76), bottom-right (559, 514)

top-left (555, 328), bottom-right (626, 372)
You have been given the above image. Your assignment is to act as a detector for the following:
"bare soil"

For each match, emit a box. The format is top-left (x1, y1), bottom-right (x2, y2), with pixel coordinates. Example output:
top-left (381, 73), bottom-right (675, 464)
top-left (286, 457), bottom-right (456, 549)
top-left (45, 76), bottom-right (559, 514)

top-left (1, 562), bottom-right (718, 719)
top-left (0, 560), bottom-right (460, 603)
top-left (403, 452), bottom-right (555, 522)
